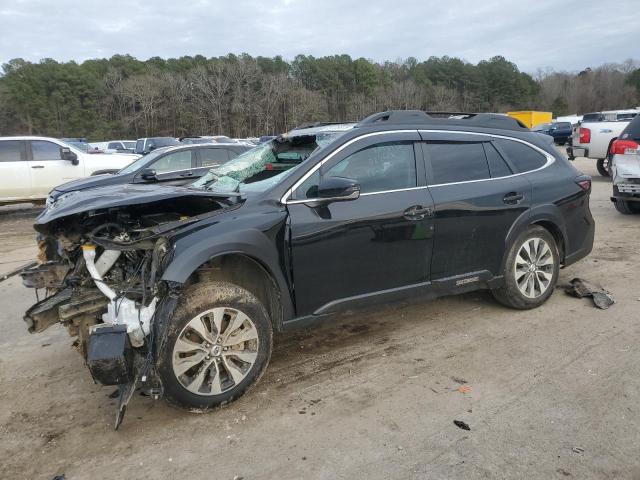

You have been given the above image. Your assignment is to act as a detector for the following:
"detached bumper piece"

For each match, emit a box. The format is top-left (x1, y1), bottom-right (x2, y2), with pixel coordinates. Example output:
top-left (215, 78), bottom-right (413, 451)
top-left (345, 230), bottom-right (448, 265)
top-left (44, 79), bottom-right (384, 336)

top-left (87, 324), bottom-right (133, 386)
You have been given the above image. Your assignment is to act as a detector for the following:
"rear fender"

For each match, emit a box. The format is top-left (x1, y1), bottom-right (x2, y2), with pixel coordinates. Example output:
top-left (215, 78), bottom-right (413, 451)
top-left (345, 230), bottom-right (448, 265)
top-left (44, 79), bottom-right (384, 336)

top-left (501, 205), bottom-right (568, 272)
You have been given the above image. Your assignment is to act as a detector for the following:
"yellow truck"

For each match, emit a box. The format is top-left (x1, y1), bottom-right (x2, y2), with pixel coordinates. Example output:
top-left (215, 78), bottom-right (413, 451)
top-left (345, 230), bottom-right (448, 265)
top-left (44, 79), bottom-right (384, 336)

top-left (506, 111), bottom-right (552, 129)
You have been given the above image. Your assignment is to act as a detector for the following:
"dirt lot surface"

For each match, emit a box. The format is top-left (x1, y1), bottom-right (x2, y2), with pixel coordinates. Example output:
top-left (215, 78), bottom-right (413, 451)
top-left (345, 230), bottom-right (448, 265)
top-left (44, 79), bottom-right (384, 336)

top-left (1, 158), bottom-right (639, 479)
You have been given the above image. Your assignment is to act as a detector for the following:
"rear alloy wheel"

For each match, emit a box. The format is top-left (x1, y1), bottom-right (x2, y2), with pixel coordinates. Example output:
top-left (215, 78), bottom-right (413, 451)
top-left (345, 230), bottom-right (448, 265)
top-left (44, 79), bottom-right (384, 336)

top-left (492, 226), bottom-right (560, 309)
top-left (596, 158), bottom-right (611, 177)
top-left (158, 282), bottom-right (272, 410)
top-left (514, 238), bottom-right (555, 299)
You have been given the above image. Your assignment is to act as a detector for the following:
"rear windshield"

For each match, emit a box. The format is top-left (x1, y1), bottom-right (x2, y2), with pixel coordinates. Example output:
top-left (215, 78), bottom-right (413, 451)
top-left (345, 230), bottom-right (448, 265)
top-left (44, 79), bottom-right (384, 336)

top-left (619, 116), bottom-right (640, 142)
top-left (555, 122), bottom-right (571, 128)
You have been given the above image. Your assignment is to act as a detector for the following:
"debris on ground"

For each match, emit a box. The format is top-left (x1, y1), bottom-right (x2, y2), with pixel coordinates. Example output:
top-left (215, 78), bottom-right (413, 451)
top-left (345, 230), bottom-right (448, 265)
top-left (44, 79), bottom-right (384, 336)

top-left (451, 376), bottom-right (467, 384)
top-left (572, 446), bottom-right (584, 454)
top-left (564, 278), bottom-right (615, 309)
top-left (457, 386), bottom-right (472, 394)
top-left (453, 420), bottom-right (471, 431)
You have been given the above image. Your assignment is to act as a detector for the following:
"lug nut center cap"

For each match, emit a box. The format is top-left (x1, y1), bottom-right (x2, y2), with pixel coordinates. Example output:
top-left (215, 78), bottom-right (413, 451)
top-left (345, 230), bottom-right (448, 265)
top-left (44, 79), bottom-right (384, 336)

top-left (211, 345), bottom-right (222, 357)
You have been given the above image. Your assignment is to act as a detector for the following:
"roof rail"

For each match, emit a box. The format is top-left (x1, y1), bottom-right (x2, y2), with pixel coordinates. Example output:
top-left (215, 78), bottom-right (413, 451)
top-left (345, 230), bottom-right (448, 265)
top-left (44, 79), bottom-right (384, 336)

top-left (291, 121), bottom-right (355, 130)
top-left (357, 110), bottom-right (528, 130)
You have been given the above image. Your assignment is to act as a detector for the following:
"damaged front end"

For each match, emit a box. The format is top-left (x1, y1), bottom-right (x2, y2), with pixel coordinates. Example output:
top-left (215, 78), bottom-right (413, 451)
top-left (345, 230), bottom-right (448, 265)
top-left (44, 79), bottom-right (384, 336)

top-left (20, 185), bottom-right (235, 428)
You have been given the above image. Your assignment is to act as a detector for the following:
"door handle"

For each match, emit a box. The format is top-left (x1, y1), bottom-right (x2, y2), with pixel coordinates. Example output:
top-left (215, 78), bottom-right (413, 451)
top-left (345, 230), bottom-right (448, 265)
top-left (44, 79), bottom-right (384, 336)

top-left (403, 205), bottom-right (433, 221)
top-left (31, 165), bottom-right (45, 169)
top-left (179, 171), bottom-right (194, 177)
top-left (503, 192), bottom-right (524, 204)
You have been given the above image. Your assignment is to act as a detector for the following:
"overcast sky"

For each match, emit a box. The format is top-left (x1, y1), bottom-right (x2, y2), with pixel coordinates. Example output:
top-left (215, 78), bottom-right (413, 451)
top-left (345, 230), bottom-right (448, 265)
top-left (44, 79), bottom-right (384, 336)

top-left (0, 0), bottom-right (638, 74)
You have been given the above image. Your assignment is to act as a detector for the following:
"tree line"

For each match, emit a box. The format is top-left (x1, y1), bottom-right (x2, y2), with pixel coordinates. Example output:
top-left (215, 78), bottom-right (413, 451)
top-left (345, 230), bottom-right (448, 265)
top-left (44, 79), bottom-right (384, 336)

top-left (0, 54), bottom-right (638, 140)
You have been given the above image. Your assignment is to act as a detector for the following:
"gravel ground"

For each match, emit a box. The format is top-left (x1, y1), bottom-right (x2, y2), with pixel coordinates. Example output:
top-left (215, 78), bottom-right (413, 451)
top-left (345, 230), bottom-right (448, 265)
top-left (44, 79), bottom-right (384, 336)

top-left (0, 157), bottom-right (639, 479)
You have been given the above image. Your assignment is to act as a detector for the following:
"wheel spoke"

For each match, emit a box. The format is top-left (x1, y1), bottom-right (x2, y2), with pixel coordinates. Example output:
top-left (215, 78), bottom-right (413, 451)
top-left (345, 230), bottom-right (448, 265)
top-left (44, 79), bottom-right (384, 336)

top-left (186, 361), bottom-right (213, 394)
top-left (223, 310), bottom-right (249, 340)
top-left (209, 360), bottom-right (223, 395)
top-left (189, 315), bottom-right (215, 343)
top-left (224, 325), bottom-right (259, 347)
top-left (531, 238), bottom-right (540, 261)
top-left (515, 253), bottom-right (529, 266)
top-left (174, 350), bottom-right (207, 376)
top-left (221, 356), bottom-right (247, 385)
top-left (526, 274), bottom-right (535, 297)
top-left (223, 349), bottom-right (257, 364)
top-left (211, 308), bottom-right (224, 337)
top-left (174, 336), bottom-right (206, 354)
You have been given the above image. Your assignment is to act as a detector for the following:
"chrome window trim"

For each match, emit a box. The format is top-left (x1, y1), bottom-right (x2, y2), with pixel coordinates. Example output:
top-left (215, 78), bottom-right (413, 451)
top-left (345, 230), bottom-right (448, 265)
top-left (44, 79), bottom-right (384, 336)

top-left (422, 130), bottom-right (555, 188)
top-left (280, 129), bottom-right (555, 204)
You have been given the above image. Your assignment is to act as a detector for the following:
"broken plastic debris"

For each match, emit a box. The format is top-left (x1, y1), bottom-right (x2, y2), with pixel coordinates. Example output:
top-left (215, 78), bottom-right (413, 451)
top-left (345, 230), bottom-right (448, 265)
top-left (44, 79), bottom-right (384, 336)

top-left (564, 278), bottom-right (615, 309)
top-left (453, 420), bottom-right (471, 431)
top-left (457, 386), bottom-right (472, 394)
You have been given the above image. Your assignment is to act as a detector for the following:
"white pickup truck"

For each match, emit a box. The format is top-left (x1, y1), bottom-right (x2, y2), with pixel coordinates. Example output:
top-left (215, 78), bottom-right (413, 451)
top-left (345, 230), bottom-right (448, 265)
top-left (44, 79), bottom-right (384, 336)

top-left (567, 109), bottom-right (639, 176)
top-left (0, 136), bottom-right (139, 205)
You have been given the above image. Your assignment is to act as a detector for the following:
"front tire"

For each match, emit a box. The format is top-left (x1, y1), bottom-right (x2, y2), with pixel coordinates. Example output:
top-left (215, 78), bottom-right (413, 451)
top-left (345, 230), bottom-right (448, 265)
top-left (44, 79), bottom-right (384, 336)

top-left (158, 282), bottom-right (273, 411)
top-left (492, 226), bottom-right (560, 310)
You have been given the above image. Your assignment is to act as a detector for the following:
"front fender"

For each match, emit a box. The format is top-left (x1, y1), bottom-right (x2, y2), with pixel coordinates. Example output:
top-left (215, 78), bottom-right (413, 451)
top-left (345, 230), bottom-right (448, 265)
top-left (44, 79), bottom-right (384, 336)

top-left (160, 219), bottom-right (294, 321)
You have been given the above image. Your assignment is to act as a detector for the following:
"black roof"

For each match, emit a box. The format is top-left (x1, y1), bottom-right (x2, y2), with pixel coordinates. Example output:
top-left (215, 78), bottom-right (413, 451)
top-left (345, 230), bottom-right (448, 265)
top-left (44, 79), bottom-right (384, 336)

top-left (356, 110), bottom-right (528, 131)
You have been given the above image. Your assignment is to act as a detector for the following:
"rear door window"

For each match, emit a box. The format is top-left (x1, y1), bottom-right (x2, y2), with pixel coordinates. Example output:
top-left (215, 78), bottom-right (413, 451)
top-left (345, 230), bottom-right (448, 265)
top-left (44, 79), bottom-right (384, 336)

top-left (0, 140), bottom-right (24, 162)
top-left (199, 147), bottom-right (230, 167)
top-left (427, 142), bottom-right (490, 184)
top-left (494, 139), bottom-right (547, 173)
top-left (150, 150), bottom-right (193, 173)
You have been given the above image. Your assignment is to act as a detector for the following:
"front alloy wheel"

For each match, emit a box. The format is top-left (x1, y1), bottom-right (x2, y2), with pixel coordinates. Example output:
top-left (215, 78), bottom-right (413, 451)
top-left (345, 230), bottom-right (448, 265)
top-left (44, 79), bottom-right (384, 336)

top-left (158, 282), bottom-right (273, 410)
top-left (172, 307), bottom-right (259, 396)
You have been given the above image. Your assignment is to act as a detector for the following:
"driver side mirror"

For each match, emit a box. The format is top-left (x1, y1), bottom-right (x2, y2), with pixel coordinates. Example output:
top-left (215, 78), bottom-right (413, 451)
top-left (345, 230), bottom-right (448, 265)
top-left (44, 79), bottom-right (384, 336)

top-left (140, 168), bottom-right (158, 181)
top-left (61, 147), bottom-right (79, 165)
top-left (315, 176), bottom-right (360, 203)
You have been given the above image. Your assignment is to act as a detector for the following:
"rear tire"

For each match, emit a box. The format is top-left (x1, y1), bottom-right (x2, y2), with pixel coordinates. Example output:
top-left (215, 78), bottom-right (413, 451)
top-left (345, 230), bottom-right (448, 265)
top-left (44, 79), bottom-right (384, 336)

top-left (492, 226), bottom-right (560, 310)
top-left (157, 282), bottom-right (273, 411)
top-left (614, 199), bottom-right (640, 214)
top-left (596, 158), bottom-right (611, 177)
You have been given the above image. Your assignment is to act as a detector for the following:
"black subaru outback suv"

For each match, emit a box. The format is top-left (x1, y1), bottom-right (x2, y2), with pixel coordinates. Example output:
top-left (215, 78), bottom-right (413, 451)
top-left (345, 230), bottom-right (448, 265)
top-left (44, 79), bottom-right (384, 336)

top-left (20, 111), bottom-right (594, 426)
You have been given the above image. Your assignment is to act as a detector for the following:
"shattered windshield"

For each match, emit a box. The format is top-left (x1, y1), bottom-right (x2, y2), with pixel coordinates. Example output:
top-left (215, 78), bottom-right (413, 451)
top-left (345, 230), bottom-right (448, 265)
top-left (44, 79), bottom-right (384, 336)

top-left (192, 130), bottom-right (346, 194)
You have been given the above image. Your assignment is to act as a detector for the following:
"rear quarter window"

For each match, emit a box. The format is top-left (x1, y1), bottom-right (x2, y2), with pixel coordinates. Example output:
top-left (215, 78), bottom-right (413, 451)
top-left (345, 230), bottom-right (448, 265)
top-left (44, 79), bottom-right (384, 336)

top-left (494, 139), bottom-right (547, 173)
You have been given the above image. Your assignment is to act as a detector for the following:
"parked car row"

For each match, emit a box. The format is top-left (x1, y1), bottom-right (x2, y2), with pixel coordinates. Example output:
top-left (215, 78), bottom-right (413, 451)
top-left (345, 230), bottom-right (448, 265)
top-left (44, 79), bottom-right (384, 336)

top-left (0, 137), bottom-right (139, 204)
top-left (14, 110), bottom-right (594, 427)
top-left (566, 108), bottom-right (640, 176)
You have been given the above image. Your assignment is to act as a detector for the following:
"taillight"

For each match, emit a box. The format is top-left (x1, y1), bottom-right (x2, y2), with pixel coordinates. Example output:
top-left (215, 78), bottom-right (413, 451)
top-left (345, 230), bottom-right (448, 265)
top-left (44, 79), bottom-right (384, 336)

top-left (575, 175), bottom-right (591, 191)
top-left (265, 163), bottom-right (273, 170)
top-left (610, 139), bottom-right (639, 155)
top-left (579, 127), bottom-right (591, 143)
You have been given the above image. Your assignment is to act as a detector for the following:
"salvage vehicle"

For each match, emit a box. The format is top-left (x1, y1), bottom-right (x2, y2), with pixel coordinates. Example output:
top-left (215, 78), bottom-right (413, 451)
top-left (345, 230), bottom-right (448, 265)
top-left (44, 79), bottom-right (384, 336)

top-left (0, 136), bottom-right (139, 205)
top-left (46, 143), bottom-right (253, 205)
top-left (566, 109), bottom-right (640, 176)
top-left (610, 115), bottom-right (640, 214)
top-left (18, 111), bottom-right (594, 428)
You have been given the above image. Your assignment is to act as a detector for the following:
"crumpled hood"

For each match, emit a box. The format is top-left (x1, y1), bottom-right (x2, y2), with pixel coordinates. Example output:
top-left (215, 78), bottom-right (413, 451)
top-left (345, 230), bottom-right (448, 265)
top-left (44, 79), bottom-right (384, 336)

top-left (53, 173), bottom-right (124, 195)
top-left (36, 183), bottom-right (230, 227)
